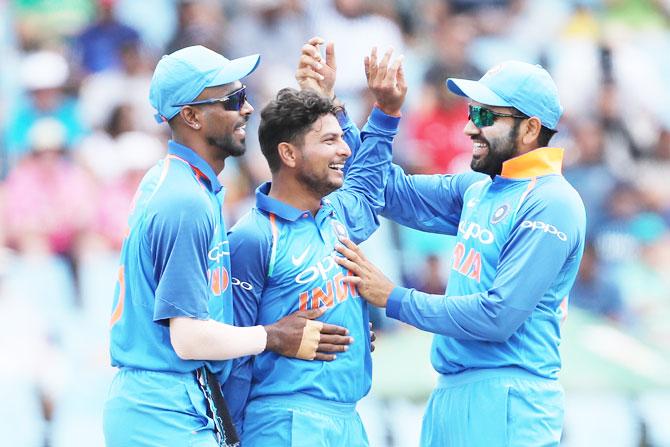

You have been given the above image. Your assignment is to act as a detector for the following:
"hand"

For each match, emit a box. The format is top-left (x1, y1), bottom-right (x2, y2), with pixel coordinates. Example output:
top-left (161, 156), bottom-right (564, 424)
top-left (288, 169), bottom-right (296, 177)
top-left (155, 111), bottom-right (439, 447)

top-left (365, 47), bottom-right (407, 116)
top-left (264, 307), bottom-right (352, 361)
top-left (334, 238), bottom-right (395, 307)
top-left (369, 321), bottom-right (376, 353)
top-left (295, 36), bottom-right (336, 99)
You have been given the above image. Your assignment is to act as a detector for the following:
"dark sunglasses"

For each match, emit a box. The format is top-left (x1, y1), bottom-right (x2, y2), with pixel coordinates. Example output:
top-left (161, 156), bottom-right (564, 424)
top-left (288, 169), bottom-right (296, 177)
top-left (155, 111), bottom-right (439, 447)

top-left (173, 85), bottom-right (248, 111)
top-left (468, 104), bottom-right (527, 128)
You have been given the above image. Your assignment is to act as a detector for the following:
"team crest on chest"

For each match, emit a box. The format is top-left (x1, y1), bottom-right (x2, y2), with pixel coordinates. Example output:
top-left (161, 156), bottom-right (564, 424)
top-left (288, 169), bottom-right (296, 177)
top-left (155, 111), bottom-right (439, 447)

top-left (331, 219), bottom-right (348, 240)
top-left (491, 204), bottom-right (510, 224)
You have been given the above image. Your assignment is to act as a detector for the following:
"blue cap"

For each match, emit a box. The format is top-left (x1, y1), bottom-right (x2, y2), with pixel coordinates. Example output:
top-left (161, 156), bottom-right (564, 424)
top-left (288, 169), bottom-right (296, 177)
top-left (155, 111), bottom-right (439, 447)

top-left (447, 61), bottom-right (563, 130)
top-left (149, 45), bottom-right (260, 123)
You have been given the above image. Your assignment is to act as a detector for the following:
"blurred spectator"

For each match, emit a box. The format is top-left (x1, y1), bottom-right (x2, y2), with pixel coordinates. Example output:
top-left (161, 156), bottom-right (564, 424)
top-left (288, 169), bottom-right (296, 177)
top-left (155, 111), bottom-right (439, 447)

top-left (405, 253), bottom-right (447, 295)
top-left (0, 247), bottom-right (65, 447)
top-left (4, 50), bottom-right (87, 168)
top-left (617, 213), bottom-right (670, 346)
top-left (86, 131), bottom-right (164, 251)
top-left (2, 118), bottom-right (97, 258)
top-left (78, 40), bottom-right (156, 133)
top-left (166, 0), bottom-right (228, 55)
top-left (633, 123), bottom-right (670, 216)
top-left (564, 118), bottom-right (618, 235)
top-left (73, 0), bottom-right (140, 74)
top-left (570, 242), bottom-right (625, 322)
top-left (403, 62), bottom-right (476, 174)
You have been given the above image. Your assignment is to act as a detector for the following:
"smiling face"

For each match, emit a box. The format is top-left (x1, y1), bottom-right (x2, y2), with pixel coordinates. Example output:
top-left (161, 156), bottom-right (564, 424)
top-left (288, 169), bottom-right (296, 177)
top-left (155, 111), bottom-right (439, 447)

top-left (464, 101), bottom-right (523, 177)
top-left (294, 113), bottom-right (351, 197)
top-left (195, 81), bottom-right (253, 159)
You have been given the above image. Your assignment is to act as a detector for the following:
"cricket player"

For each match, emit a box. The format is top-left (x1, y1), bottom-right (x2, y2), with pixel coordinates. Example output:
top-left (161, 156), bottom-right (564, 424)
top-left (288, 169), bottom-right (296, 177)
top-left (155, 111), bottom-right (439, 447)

top-left (222, 44), bottom-right (406, 446)
top-left (103, 45), bottom-right (352, 447)
top-left (332, 61), bottom-right (586, 446)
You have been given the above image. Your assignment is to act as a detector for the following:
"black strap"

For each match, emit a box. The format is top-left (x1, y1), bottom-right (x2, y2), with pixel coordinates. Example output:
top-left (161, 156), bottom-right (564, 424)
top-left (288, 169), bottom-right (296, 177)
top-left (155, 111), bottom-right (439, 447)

top-left (196, 366), bottom-right (240, 447)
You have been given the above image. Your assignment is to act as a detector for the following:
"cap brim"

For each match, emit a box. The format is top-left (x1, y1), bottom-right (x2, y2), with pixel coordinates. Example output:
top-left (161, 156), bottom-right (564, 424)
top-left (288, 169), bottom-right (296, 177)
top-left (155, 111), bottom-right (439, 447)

top-left (446, 78), bottom-right (511, 107)
top-left (207, 54), bottom-right (261, 87)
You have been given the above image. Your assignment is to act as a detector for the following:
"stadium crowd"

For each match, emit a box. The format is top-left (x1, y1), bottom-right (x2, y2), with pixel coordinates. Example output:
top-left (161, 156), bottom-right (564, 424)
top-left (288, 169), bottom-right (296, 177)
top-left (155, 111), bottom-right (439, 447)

top-left (1, 0), bottom-right (670, 446)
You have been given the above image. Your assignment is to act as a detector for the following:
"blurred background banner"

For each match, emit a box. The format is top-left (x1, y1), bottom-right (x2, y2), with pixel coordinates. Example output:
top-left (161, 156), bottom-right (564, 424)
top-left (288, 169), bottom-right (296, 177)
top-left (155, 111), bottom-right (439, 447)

top-left (1, 1), bottom-right (670, 446)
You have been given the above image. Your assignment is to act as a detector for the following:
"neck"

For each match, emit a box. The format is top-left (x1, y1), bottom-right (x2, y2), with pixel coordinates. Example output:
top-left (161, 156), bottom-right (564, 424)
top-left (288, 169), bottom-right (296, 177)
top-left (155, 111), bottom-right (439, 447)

top-left (173, 133), bottom-right (226, 175)
top-left (268, 171), bottom-right (322, 215)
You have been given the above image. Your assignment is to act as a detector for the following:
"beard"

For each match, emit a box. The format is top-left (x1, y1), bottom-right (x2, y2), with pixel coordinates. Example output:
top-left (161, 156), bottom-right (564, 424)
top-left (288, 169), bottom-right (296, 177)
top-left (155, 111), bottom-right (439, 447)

top-left (207, 133), bottom-right (246, 158)
top-left (296, 167), bottom-right (341, 198)
top-left (471, 120), bottom-right (521, 177)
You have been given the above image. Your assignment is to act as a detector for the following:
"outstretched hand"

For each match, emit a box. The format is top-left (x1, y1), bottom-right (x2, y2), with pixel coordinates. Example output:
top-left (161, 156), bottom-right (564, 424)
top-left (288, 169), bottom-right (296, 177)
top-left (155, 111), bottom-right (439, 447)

top-left (334, 238), bottom-right (395, 308)
top-left (264, 306), bottom-right (352, 361)
top-left (295, 36), bottom-right (336, 99)
top-left (365, 47), bottom-right (407, 116)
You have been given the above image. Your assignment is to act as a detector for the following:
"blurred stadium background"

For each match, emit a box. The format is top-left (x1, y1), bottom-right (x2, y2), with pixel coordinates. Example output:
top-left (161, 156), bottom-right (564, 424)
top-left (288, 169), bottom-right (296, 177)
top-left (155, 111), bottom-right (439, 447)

top-left (1, 0), bottom-right (670, 446)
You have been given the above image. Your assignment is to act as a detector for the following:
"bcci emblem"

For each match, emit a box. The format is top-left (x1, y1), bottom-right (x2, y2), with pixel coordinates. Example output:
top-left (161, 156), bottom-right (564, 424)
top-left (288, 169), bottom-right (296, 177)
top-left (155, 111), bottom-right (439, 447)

top-left (491, 204), bottom-right (510, 224)
top-left (331, 220), bottom-right (349, 240)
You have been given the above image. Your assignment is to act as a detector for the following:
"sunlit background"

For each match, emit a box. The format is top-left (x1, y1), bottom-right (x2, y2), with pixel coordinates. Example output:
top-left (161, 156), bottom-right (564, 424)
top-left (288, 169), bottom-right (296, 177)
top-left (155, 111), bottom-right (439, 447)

top-left (1, 0), bottom-right (670, 446)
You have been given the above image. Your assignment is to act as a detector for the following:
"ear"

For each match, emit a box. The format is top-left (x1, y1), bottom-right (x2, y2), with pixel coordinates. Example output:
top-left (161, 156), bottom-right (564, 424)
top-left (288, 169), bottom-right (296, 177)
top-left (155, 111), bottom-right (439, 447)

top-left (277, 142), bottom-right (298, 168)
top-left (178, 106), bottom-right (201, 130)
top-left (521, 116), bottom-right (542, 146)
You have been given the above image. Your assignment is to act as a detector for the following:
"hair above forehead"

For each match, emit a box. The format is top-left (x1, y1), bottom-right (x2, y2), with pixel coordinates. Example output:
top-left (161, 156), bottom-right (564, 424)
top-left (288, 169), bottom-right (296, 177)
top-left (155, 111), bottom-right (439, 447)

top-left (258, 88), bottom-right (338, 172)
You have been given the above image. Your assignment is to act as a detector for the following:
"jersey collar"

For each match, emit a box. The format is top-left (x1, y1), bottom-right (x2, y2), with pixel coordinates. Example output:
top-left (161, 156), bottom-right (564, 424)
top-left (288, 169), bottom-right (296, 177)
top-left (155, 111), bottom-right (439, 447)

top-left (167, 140), bottom-right (223, 192)
top-left (500, 147), bottom-right (563, 179)
top-left (256, 182), bottom-right (309, 221)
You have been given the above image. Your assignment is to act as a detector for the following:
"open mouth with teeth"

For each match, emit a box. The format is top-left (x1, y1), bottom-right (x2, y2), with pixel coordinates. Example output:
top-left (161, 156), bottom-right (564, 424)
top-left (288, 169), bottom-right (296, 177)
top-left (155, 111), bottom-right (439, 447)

top-left (472, 139), bottom-right (488, 158)
top-left (328, 163), bottom-right (345, 172)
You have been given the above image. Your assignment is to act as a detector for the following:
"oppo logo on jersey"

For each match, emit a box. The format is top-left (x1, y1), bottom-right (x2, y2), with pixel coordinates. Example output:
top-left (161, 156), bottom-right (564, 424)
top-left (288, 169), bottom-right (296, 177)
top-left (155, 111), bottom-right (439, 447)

top-left (295, 255), bottom-right (337, 284)
top-left (520, 220), bottom-right (567, 241)
top-left (458, 220), bottom-right (495, 245)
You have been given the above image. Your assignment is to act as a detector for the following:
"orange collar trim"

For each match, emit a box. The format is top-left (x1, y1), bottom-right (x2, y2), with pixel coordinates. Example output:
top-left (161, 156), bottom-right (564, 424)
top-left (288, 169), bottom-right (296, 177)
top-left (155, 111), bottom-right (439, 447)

top-left (500, 147), bottom-right (564, 179)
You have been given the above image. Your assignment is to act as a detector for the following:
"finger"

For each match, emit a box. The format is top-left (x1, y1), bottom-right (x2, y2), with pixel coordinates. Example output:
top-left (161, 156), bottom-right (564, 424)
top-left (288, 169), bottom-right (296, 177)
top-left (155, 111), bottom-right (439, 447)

top-left (319, 334), bottom-right (353, 345)
top-left (367, 46), bottom-right (378, 82)
top-left (300, 54), bottom-right (323, 71)
top-left (316, 343), bottom-right (348, 353)
top-left (385, 54), bottom-right (404, 85)
top-left (295, 67), bottom-right (325, 81)
top-left (339, 275), bottom-right (361, 286)
top-left (300, 43), bottom-right (322, 61)
top-left (334, 242), bottom-right (360, 262)
top-left (314, 352), bottom-right (337, 361)
top-left (325, 41), bottom-right (336, 70)
top-left (397, 57), bottom-right (407, 90)
top-left (307, 36), bottom-right (325, 46)
top-left (364, 56), bottom-right (370, 80)
top-left (333, 256), bottom-right (362, 276)
top-left (339, 238), bottom-right (365, 260)
top-left (296, 306), bottom-right (327, 320)
top-left (375, 47), bottom-right (393, 84)
top-left (370, 331), bottom-right (376, 343)
top-left (369, 321), bottom-right (373, 330)
top-left (319, 322), bottom-right (349, 336)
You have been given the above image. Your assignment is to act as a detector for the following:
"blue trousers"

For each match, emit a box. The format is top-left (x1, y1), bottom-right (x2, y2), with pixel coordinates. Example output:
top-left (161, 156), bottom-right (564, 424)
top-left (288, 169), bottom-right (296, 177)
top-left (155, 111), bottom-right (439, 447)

top-left (242, 394), bottom-right (369, 447)
top-left (103, 368), bottom-right (220, 447)
top-left (421, 367), bottom-right (564, 447)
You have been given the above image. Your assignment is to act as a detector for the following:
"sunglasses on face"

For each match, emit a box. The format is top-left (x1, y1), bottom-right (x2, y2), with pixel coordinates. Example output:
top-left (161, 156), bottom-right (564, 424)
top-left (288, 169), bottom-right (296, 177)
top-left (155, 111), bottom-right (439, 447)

top-left (173, 85), bottom-right (248, 111)
top-left (468, 104), bottom-right (527, 128)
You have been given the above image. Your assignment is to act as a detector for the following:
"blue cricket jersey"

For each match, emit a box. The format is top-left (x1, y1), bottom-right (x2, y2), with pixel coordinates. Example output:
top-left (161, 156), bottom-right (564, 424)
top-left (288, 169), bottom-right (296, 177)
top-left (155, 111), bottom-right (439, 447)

top-left (109, 140), bottom-right (233, 380)
top-left (382, 147), bottom-right (586, 379)
top-left (224, 108), bottom-right (399, 426)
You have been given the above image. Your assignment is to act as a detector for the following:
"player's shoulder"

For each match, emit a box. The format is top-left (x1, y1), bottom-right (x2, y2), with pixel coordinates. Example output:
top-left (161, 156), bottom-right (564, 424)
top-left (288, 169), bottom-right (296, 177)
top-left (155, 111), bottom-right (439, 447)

top-left (228, 208), bottom-right (274, 247)
top-left (534, 175), bottom-right (585, 210)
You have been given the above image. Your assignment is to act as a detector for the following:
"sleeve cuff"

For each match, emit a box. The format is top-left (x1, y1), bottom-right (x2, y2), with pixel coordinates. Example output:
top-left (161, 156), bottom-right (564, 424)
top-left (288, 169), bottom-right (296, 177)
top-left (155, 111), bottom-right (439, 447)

top-left (385, 286), bottom-right (409, 320)
top-left (336, 107), bottom-right (353, 130)
top-left (369, 107), bottom-right (401, 132)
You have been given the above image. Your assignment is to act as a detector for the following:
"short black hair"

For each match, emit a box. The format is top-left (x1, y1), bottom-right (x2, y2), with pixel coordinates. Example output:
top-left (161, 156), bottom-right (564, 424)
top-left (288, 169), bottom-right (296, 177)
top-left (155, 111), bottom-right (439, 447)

top-left (258, 88), bottom-right (338, 172)
top-left (511, 107), bottom-right (557, 147)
